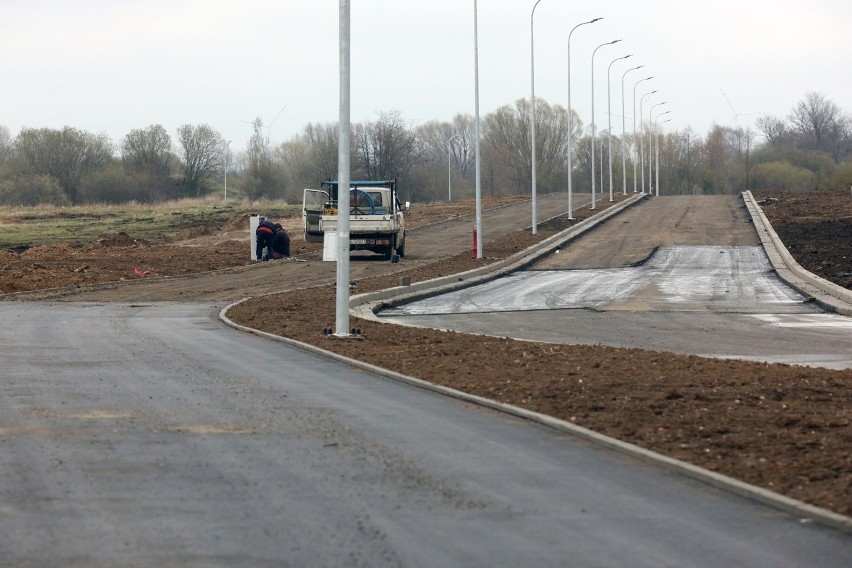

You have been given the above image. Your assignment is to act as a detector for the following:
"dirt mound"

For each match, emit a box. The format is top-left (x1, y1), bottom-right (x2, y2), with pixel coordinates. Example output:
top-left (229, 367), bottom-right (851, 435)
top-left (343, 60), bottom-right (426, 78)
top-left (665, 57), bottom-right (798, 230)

top-left (89, 232), bottom-right (141, 248)
top-left (222, 212), bottom-right (253, 232)
top-left (167, 225), bottom-right (219, 242)
top-left (20, 243), bottom-right (80, 259)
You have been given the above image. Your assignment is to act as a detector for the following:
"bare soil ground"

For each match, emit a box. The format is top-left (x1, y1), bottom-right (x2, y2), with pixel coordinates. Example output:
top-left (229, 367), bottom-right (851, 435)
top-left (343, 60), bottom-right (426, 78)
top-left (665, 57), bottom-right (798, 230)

top-left (755, 189), bottom-right (852, 291)
top-left (2, 190), bottom-right (851, 517)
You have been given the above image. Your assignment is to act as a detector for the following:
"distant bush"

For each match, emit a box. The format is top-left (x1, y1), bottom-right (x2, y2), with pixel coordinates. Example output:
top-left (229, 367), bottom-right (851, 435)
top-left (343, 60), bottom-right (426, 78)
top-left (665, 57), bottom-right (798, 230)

top-left (751, 161), bottom-right (816, 192)
top-left (0, 174), bottom-right (70, 206)
top-left (78, 165), bottom-right (148, 204)
top-left (830, 163), bottom-right (852, 191)
top-left (754, 147), bottom-right (835, 189)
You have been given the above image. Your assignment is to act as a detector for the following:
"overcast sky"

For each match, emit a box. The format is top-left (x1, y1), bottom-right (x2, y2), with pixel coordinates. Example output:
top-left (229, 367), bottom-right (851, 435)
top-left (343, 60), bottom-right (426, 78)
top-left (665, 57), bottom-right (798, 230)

top-left (2, 0), bottom-right (850, 152)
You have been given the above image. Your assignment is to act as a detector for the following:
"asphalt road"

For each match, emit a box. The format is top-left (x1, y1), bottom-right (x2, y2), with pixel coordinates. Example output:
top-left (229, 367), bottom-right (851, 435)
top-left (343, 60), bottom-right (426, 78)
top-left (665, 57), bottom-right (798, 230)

top-left (380, 196), bottom-right (852, 369)
top-left (2, 301), bottom-right (851, 566)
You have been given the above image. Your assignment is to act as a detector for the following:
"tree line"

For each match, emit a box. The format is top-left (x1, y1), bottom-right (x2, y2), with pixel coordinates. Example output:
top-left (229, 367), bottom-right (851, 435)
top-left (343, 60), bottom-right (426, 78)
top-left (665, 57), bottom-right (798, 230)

top-left (0, 91), bottom-right (849, 207)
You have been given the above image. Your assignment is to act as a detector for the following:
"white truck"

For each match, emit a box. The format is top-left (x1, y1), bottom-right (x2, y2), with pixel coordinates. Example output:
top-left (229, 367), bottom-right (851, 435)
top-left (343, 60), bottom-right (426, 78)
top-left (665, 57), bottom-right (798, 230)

top-left (303, 179), bottom-right (408, 259)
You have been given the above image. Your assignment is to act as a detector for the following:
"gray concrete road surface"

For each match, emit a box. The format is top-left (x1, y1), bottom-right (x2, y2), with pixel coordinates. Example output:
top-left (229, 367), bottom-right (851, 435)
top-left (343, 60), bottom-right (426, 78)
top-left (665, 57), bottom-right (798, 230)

top-left (380, 196), bottom-right (852, 369)
top-left (3, 302), bottom-right (851, 566)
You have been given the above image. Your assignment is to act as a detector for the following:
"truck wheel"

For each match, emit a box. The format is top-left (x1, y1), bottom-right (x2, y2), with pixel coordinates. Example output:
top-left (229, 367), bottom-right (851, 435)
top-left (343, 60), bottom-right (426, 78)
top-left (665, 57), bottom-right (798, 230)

top-left (396, 234), bottom-right (405, 258)
top-left (384, 235), bottom-right (397, 260)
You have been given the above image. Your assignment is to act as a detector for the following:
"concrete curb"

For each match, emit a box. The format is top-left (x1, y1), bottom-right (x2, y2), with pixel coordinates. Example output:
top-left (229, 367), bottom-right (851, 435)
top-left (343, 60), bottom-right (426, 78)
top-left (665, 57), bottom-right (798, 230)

top-left (220, 194), bottom-right (852, 535)
top-left (742, 191), bottom-right (852, 316)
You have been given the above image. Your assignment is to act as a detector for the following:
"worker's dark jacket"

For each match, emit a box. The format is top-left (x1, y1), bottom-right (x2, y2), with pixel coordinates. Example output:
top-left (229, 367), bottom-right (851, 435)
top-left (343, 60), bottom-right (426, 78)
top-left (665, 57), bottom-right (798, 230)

top-left (271, 228), bottom-right (291, 259)
top-left (255, 220), bottom-right (277, 259)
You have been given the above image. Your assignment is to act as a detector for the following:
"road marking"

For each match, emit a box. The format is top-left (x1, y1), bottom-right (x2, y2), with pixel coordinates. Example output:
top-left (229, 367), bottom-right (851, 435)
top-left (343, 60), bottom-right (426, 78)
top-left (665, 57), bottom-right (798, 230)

top-left (750, 313), bottom-right (852, 329)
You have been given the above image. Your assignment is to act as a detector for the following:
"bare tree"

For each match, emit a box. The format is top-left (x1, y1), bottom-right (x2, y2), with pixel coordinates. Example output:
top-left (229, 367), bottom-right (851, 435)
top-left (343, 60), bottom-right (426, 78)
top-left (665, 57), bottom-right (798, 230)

top-left (755, 114), bottom-right (787, 146)
top-left (353, 110), bottom-right (420, 189)
top-left (449, 114), bottom-right (475, 177)
top-left (15, 126), bottom-right (113, 203)
top-left (789, 92), bottom-right (844, 159)
top-left (245, 118), bottom-right (271, 176)
top-left (176, 124), bottom-right (227, 196)
top-left (243, 117), bottom-right (272, 199)
top-left (483, 98), bottom-right (568, 193)
top-left (415, 121), bottom-right (453, 168)
top-left (277, 122), bottom-right (340, 188)
top-left (0, 125), bottom-right (13, 165)
top-left (412, 115), bottom-right (476, 199)
top-left (701, 124), bottom-right (732, 194)
top-left (302, 122), bottom-right (341, 182)
top-left (483, 102), bottom-right (531, 191)
top-left (121, 124), bottom-right (173, 199)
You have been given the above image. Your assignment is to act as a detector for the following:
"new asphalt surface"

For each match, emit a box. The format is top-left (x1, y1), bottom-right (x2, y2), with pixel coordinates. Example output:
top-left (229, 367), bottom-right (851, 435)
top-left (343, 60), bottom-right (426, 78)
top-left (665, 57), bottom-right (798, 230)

top-left (1, 301), bottom-right (851, 566)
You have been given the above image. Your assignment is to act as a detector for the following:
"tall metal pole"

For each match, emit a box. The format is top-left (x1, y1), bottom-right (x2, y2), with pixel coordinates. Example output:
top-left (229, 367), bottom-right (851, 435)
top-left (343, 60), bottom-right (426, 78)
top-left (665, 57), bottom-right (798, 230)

top-left (529, 0), bottom-right (543, 234)
top-left (607, 54), bottom-right (631, 202)
top-left (632, 77), bottom-right (653, 192)
top-left (474, 0), bottom-right (482, 259)
top-left (649, 105), bottom-right (669, 195)
top-left (590, 39), bottom-right (620, 210)
top-left (224, 140), bottom-right (231, 202)
top-left (335, 0), bottom-right (351, 337)
top-left (566, 17), bottom-right (601, 220)
top-left (448, 140), bottom-right (452, 202)
top-left (639, 89), bottom-right (657, 193)
top-left (657, 118), bottom-right (671, 196)
top-left (620, 66), bottom-right (642, 195)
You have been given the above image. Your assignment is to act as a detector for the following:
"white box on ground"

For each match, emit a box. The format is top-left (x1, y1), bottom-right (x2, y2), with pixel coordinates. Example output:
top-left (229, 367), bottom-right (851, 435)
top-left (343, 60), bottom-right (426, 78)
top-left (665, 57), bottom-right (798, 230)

top-left (323, 231), bottom-right (338, 261)
top-left (250, 214), bottom-right (265, 260)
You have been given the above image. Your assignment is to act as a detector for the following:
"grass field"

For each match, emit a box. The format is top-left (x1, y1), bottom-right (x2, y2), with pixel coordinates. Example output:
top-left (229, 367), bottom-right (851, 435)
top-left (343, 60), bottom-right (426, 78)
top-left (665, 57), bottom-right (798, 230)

top-left (0, 199), bottom-right (302, 249)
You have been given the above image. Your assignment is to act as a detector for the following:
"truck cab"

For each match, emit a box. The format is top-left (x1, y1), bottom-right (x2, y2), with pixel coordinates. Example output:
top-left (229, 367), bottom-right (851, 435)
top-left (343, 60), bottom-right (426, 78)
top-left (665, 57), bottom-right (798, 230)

top-left (303, 179), bottom-right (408, 259)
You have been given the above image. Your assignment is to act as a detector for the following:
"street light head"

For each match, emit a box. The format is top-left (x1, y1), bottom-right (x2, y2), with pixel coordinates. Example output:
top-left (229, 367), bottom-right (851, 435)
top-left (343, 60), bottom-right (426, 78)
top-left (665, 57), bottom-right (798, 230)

top-left (590, 17), bottom-right (603, 23)
top-left (610, 39), bottom-right (622, 45)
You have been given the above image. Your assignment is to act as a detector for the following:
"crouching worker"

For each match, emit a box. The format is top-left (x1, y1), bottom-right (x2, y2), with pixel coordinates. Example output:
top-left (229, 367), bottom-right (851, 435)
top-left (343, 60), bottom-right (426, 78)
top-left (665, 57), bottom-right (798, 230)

top-left (255, 219), bottom-right (277, 261)
top-left (256, 220), bottom-right (291, 261)
top-left (270, 224), bottom-right (291, 259)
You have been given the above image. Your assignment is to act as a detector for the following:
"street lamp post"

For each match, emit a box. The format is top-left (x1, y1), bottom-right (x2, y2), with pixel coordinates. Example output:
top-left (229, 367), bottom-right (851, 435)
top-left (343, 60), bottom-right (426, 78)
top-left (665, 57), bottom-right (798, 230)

top-left (649, 102), bottom-right (668, 196)
top-left (656, 117), bottom-right (671, 196)
top-left (566, 17), bottom-right (602, 219)
top-left (447, 134), bottom-right (461, 201)
top-left (639, 89), bottom-right (657, 193)
top-left (224, 140), bottom-right (231, 202)
top-left (632, 77), bottom-right (653, 192)
top-left (607, 54), bottom-right (632, 202)
top-left (590, 39), bottom-right (620, 210)
top-left (529, 0), bottom-right (545, 235)
top-left (473, 0), bottom-right (482, 259)
top-left (648, 110), bottom-right (671, 197)
top-left (620, 65), bottom-right (643, 195)
top-left (335, 0), bottom-right (351, 337)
